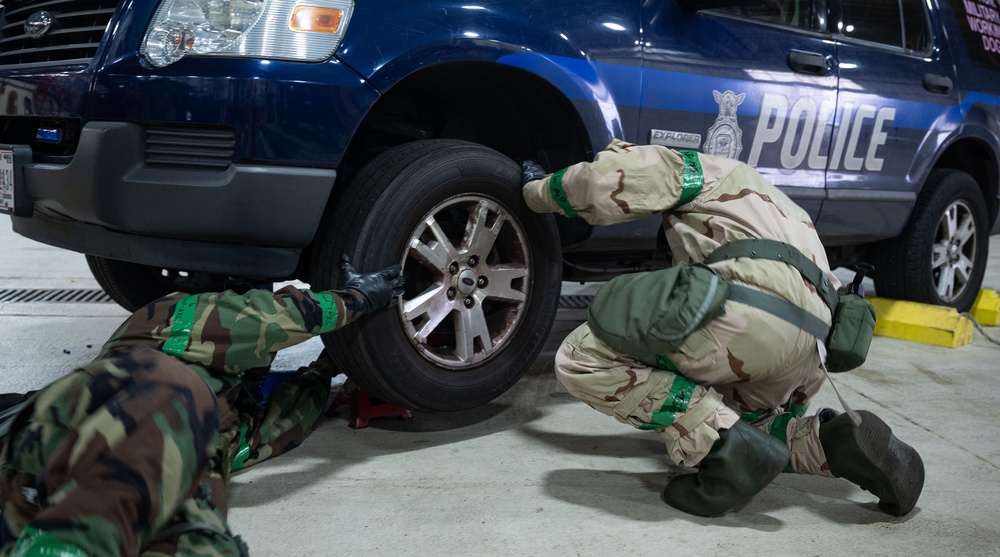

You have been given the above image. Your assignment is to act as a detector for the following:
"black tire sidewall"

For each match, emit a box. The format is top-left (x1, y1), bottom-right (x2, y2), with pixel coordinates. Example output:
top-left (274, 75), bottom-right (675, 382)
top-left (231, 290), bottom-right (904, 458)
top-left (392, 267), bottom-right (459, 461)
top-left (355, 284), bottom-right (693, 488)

top-left (314, 140), bottom-right (561, 411)
top-left (879, 169), bottom-right (989, 311)
top-left (86, 256), bottom-right (178, 311)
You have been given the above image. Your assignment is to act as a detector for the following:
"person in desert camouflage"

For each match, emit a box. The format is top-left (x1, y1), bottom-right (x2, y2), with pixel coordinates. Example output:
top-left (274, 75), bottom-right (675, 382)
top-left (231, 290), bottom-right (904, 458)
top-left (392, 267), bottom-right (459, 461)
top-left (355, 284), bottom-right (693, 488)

top-left (0, 255), bottom-right (404, 556)
top-left (521, 139), bottom-right (924, 517)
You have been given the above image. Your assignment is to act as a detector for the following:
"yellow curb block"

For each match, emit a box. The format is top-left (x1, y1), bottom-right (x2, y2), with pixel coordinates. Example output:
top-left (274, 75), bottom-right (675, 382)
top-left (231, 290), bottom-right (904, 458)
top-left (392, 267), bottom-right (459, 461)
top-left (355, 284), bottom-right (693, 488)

top-left (868, 297), bottom-right (972, 348)
top-left (971, 289), bottom-right (1000, 326)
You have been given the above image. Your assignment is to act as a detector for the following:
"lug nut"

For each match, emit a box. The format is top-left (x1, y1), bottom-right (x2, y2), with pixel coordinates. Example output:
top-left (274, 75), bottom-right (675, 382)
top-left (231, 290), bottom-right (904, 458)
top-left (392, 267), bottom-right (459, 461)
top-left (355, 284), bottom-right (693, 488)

top-left (477, 276), bottom-right (488, 288)
top-left (468, 255), bottom-right (479, 267)
top-left (447, 287), bottom-right (456, 299)
top-left (449, 262), bottom-right (459, 274)
top-left (464, 296), bottom-right (474, 308)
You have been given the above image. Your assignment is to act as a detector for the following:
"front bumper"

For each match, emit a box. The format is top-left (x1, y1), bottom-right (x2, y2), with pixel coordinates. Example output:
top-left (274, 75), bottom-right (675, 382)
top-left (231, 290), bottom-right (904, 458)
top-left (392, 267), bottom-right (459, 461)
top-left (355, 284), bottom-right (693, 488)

top-left (12, 121), bottom-right (336, 277)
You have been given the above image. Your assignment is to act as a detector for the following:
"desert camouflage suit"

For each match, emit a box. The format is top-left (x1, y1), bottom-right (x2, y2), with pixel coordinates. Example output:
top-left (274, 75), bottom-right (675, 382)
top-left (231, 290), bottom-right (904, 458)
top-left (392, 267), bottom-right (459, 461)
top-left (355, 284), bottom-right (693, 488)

top-left (0, 286), bottom-right (365, 556)
top-left (523, 139), bottom-right (843, 475)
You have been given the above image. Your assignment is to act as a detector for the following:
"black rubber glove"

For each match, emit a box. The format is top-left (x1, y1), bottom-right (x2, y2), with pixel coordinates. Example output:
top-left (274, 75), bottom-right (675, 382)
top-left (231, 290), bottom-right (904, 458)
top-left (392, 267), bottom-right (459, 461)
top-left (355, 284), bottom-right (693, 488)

top-left (340, 253), bottom-right (406, 314)
top-left (521, 160), bottom-right (548, 186)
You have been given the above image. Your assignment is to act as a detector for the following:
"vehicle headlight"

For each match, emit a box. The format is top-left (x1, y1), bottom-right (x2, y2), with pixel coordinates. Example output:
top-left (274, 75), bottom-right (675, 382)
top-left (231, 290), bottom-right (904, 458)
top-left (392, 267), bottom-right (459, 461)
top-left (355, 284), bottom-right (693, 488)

top-left (142, 0), bottom-right (354, 68)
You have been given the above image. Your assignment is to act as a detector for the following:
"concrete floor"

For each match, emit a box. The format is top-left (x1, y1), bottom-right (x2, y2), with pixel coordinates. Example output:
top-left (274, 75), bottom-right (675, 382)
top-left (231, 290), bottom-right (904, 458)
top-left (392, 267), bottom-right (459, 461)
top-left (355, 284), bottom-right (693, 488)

top-left (2, 213), bottom-right (999, 556)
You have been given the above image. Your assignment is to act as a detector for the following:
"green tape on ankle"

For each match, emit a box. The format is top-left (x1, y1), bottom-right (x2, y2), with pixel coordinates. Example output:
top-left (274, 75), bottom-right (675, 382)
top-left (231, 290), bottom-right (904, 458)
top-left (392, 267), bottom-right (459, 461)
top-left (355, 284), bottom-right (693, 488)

top-left (769, 413), bottom-right (793, 445)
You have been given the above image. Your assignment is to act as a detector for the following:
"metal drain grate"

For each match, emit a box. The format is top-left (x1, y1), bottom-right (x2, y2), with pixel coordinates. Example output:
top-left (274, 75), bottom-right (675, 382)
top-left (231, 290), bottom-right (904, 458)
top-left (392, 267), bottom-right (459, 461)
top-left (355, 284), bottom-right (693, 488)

top-left (559, 295), bottom-right (594, 309)
top-left (0, 288), bottom-right (113, 303)
top-left (2, 289), bottom-right (591, 306)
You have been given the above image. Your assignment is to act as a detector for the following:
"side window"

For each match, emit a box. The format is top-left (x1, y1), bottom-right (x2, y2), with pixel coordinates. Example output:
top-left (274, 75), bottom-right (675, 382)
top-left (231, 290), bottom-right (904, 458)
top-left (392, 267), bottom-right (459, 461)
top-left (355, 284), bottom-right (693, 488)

top-left (901, 0), bottom-right (930, 51)
top-left (839, 0), bottom-right (931, 52)
top-left (948, 0), bottom-right (1000, 70)
top-left (717, 1), bottom-right (820, 31)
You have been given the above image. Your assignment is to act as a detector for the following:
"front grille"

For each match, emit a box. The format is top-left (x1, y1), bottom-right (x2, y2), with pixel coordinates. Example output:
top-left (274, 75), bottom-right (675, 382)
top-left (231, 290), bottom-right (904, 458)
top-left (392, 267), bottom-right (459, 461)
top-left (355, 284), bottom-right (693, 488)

top-left (0, 0), bottom-right (119, 68)
top-left (145, 126), bottom-right (237, 170)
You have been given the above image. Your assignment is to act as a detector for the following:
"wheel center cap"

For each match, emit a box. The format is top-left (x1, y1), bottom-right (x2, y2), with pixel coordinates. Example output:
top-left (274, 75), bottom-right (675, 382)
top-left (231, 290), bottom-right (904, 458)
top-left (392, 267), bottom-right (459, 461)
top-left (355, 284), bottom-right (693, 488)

top-left (457, 269), bottom-right (478, 294)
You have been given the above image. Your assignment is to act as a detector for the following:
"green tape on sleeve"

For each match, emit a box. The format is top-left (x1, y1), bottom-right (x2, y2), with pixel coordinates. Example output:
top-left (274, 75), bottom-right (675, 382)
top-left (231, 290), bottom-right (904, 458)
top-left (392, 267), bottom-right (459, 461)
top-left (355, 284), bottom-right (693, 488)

top-left (547, 168), bottom-right (579, 218)
top-left (663, 375), bottom-right (695, 413)
top-left (655, 354), bottom-right (680, 373)
top-left (162, 295), bottom-right (199, 357)
top-left (316, 292), bottom-right (339, 334)
top-left (637, 374), bottom-right (695, 431)
top-left (677, 150), bottom-right (704, 207)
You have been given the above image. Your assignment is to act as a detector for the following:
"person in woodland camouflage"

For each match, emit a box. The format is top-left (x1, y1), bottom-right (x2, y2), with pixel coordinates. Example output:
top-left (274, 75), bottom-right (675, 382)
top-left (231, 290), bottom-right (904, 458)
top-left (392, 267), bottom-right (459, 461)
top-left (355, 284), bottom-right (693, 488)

top-left (0, 255), bottom-right (404, 556)
top-left (522, 139), bottom-right (924, 517)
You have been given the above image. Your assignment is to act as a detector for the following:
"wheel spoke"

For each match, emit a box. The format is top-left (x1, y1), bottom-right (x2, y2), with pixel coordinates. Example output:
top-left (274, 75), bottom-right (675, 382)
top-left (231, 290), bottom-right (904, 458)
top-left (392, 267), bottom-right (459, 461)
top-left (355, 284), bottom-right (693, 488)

top-left (410, 216), bottom-right (458, 272)
top-left (935, 264), bottom-right (955, 299)
top-left (942, 205), bottom-right (958, 238)
top-left (465, 200), bottom-right (506, 257)
top-left (454, 304), bottom-right (493, 363)
top-left (482, 264), bottom-right (528, 303)
top-left (930, 242), bottom-right (949, 269)
top-left (955, 212), bottom-right (976, 246)
top-left (402, 285), bottom-right (452, 344)
top-left (955, 254), bottom-right (974, 284)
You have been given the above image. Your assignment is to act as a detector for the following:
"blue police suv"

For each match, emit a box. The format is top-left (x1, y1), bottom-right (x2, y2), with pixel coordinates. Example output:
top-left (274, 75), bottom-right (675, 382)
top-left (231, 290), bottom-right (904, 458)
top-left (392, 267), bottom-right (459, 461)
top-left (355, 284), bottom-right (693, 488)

top-left (1, 0), bottom-right (998, 410)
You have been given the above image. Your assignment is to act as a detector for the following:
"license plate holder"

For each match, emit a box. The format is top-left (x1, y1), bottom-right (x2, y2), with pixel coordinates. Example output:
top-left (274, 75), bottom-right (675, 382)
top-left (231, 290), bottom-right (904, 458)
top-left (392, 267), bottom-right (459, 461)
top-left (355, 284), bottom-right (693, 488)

top-left (0, 144), bottom-right (32, 217)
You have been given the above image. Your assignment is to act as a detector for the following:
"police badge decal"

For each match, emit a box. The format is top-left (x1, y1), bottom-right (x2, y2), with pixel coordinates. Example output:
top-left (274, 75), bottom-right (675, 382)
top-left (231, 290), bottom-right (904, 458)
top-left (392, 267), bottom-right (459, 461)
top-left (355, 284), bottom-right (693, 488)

top-left (704, 89), bottom-right (745, 160)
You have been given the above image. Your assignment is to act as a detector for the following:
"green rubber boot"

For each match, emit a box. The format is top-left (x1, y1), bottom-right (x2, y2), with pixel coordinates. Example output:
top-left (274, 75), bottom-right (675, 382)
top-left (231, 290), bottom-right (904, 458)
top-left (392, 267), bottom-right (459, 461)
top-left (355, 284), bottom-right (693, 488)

top-left (662, 420), bottom-right (790, 516)
top-left (819, 410), bottom-right (924, 516)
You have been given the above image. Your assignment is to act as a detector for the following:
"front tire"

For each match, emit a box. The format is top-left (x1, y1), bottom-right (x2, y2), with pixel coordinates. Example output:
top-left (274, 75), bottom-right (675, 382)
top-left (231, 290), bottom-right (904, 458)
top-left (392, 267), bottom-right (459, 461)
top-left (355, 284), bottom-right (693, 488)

top-left (874, 169), bottom-right (990, 311)
top-left (86, 256), bottom-right (229, 312)
top-left (311, 140), bottom-right (562, 412)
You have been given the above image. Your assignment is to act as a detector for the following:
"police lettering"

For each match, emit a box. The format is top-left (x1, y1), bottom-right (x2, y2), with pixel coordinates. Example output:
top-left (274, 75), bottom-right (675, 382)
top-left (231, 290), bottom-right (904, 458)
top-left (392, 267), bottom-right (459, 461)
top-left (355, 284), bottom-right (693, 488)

top-left (748, 92), bottom-right (895, 172)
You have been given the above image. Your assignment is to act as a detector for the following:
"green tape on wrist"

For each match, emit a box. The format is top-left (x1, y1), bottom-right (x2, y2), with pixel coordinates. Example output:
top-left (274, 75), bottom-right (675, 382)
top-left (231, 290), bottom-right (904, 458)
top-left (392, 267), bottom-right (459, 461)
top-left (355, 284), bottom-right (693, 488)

top-left (548, 168), bottom-right (579, 218)
top-left (316, 292), bottom-right (339, 334)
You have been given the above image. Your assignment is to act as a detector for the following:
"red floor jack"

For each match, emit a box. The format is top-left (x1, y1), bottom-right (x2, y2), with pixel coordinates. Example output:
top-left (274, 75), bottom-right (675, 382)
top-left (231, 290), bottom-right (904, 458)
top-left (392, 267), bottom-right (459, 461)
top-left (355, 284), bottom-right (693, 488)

top-left (329, 380), bottom-right (414, 429)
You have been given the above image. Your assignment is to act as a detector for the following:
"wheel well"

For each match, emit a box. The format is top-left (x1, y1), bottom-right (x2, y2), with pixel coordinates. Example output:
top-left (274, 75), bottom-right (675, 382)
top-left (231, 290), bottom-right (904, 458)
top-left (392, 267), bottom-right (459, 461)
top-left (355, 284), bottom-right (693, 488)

top-left (933, 137), bottom-right (1000, 228)
top-left (829, 138), bottom-right (1000, 269)
top-left (337, 62), bottom-right (592, 191)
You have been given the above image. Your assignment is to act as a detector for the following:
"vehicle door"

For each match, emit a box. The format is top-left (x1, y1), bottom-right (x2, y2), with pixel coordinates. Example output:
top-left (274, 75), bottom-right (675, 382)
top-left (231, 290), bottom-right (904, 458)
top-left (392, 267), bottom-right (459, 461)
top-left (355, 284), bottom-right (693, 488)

top-left (815, 0), bottom-right (959, 239)
top-left (639, 0), bottom-right (837, 219)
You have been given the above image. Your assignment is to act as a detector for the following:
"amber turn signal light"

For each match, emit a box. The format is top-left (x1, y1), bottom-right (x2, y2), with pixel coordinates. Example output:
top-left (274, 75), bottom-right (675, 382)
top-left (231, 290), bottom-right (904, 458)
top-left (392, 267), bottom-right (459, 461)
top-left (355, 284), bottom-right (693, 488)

top-left (289, 6), bottom-right (344, 33)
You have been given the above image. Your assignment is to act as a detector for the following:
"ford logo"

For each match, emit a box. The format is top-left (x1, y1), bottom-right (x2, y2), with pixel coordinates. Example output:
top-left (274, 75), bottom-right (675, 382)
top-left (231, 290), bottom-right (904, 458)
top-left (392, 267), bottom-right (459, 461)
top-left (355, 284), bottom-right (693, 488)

top-left (24, 11), bottom-right (54, 39)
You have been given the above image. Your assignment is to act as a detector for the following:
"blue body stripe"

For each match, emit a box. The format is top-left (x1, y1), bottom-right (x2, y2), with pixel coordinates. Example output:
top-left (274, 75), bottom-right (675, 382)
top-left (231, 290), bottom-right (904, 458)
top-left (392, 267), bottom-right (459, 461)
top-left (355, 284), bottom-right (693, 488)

top-left (497, 52), bottom-right (1000, 132)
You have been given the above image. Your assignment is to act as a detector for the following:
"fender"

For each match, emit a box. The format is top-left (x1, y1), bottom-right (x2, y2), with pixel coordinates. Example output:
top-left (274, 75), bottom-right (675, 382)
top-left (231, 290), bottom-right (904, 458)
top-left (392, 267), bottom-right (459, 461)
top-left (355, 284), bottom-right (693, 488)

top-left (336, 0), bottom-right (642, 151)
top-left (956, 93), bottom-right (1000, 165)
top-left (952, 96), bottom-right (1000, 212)
top-left (337, 0), bottom-right (622, 82)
